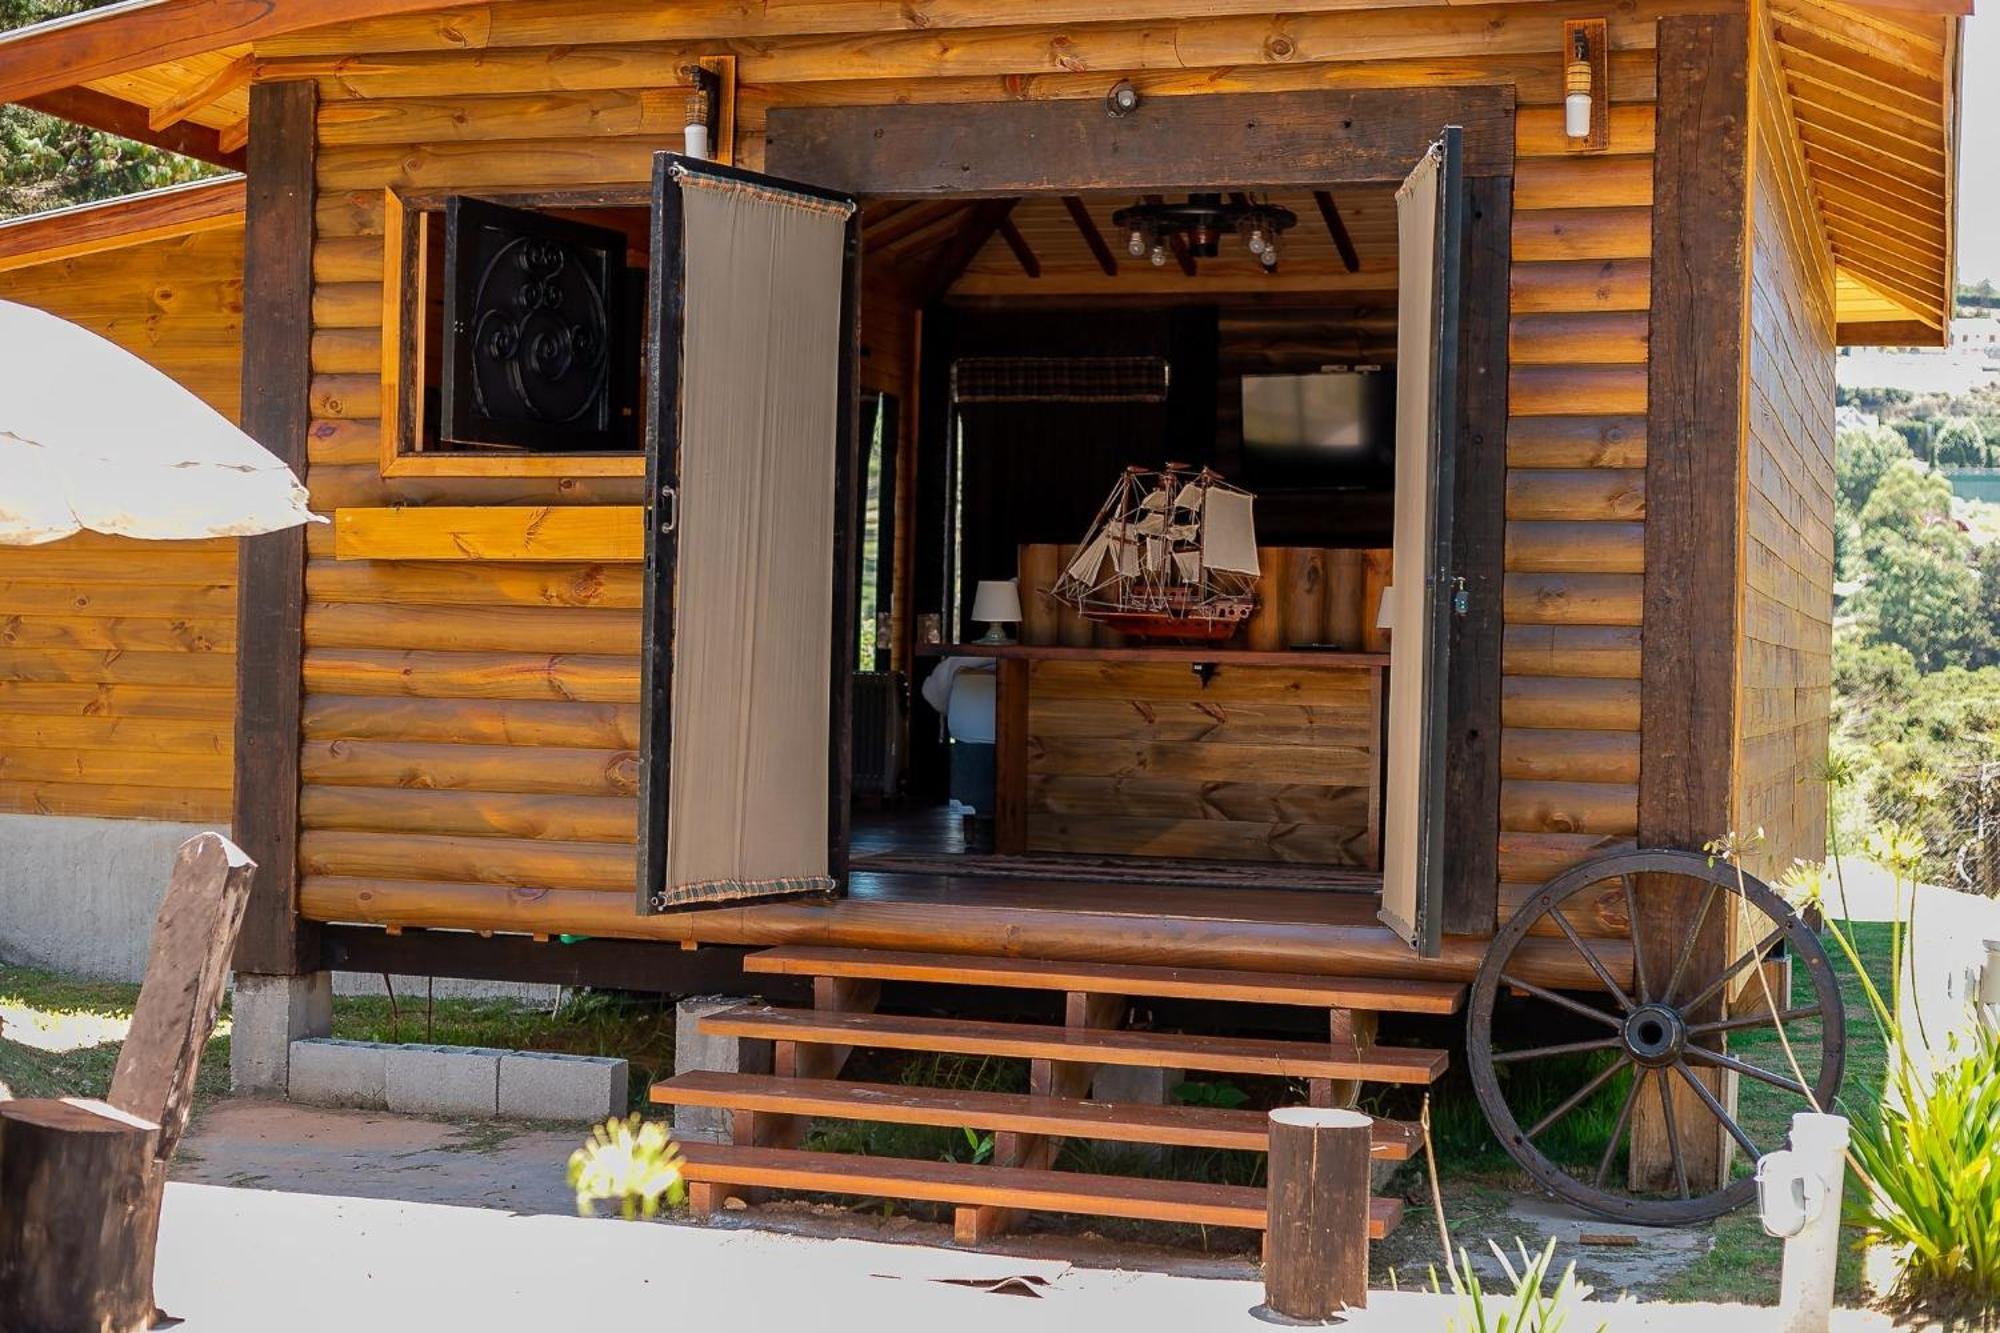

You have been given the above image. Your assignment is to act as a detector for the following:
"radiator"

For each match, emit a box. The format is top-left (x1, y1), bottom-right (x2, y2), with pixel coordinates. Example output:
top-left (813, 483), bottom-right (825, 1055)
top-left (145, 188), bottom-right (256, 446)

top-left (851, 671), bottom-right (905, 799)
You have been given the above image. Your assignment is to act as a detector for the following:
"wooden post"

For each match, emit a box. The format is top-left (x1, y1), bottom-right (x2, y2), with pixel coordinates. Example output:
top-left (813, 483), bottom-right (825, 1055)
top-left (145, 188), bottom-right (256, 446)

top-left (0, 1099), bottom-right (162, 1333)
top-left (1635, 10), bottom-right (1750, 1194)
top-left (1017, 543), bottom-right (1060, 645)
top-left (232, 78), bottom-right (319, 977)
top-left (992, 656), bottom-right (1030, 854)
top-left (1264, 1107), bottom-right (1373, 1321)
top-left (1247, 546), bottom-right (1287, 650)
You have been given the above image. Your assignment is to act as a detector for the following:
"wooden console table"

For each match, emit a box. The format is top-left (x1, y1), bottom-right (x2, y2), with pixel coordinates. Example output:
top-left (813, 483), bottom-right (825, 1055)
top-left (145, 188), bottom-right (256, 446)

top-left (915, 642), bottom-right (1389, 860)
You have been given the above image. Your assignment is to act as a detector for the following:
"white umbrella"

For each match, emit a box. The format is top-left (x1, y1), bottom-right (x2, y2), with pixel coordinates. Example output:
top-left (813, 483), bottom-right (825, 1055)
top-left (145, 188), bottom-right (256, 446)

top-left (0, 299), bottom-right (320, 544)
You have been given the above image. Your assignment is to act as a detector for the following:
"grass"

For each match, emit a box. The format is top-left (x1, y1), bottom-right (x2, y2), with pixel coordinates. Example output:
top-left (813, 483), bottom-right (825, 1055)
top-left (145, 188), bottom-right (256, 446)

top-left (0, 965), bottom-right (678, 1113)
top-left (1656, 919), bottom-right (1894, 1305)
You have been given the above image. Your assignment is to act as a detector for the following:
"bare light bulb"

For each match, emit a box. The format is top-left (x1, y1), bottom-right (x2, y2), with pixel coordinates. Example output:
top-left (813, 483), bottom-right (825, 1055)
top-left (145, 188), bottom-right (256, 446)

top-left (1149, 243), bottom-right (1169, 268)
top-left (1247, 227), bottom-right (1267, 257)
top-left (683, 122), bottom-right (711, 160)
top-left (1565, 91), bottom-right (1592, 139)
top-left (1127, 228), bottom-right (1147, 257)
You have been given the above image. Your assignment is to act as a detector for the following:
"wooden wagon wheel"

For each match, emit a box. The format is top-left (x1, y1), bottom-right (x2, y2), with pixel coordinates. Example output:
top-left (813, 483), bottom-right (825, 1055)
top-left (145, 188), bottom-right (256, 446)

top-left (1467, 849), bottom-right (1845, 1225)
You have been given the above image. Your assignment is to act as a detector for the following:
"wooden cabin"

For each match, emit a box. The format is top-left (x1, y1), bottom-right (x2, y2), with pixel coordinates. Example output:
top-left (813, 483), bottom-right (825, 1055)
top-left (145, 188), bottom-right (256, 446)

top-left (0, 0), bottom-right (1963, 1244)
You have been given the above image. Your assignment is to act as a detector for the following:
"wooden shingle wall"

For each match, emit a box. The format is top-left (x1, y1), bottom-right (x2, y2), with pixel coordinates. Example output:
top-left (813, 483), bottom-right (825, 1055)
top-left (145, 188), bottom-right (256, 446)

top-left (1737, 18), bottom-right (1836, 876)
top-left (0, 226), bottom-right (244, 822)
top-left (259, 0), bottom-right (1706, 941)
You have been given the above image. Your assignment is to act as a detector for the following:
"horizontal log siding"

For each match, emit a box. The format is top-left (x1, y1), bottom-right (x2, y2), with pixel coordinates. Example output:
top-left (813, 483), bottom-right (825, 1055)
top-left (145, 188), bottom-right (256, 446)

top-left (0, 228), bottom-right (245, 821)
top-left (1500, 43), bottom-right (1655, 935)
top-left (1735, 24), bottom-right (1835, 879)
top-left (263, 0), bottom-right (1684, 941)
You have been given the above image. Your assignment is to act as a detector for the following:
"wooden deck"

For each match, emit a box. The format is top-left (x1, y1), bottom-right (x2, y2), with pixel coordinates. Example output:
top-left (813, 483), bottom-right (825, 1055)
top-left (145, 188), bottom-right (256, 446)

top-left (665, 871), bottom-right (1616, 989)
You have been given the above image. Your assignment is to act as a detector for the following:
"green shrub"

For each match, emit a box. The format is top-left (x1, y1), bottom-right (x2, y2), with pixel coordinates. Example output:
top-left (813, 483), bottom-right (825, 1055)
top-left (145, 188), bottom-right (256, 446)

top-left (1431, 1239), bottom-right (1606, 1333)
top-left (567, 1114), bottom-right (685, 1219)
top-left (1848, 1022), bottom-right (2000, 1317)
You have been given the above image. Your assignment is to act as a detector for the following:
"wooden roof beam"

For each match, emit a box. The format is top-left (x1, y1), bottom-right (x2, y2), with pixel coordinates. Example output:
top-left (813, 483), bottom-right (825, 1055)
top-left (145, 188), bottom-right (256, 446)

top-left (1830, 250), bottom-right (1945, 316)
top-left (0, 0), bottom-right (435, 105)
top-left (17, 85), bottom-right (244, 170)
top-left (0, 174), bottom-right (243, 273)
top-left (1061, 196), bottom-right (1118, 278)
top-left (1312, 190), bottom-right (1363, 273)
top-left (995, 214), bottom-right (1040, 279)
top-left (147, 52), bottom-right (252, 132)
top-left (919, 197), bottom-right (1020, 303)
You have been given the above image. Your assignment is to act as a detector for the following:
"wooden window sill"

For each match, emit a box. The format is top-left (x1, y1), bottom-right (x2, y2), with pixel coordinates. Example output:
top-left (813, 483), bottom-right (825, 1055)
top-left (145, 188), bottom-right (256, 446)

top-left (380, 453), bottom-right (645, 479)
top-left (333, 505), bottom-right (643, 561)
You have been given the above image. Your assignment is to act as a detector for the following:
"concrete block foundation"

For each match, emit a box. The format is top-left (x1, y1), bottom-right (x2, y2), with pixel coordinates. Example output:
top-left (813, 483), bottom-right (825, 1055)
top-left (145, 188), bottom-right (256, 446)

top-left (0, 814), bottom-right (216, 981)
top-left (499, 1051), bottom-right (629, 1123)
top-left (673, 996), bottom-right (771, 1143)
top-left (231, 972), bottom-right (332, 1095)
top-left (385, 1045), bottom-right (505, 1117)
top-left (289, 1038), bottom-right (390, 1109)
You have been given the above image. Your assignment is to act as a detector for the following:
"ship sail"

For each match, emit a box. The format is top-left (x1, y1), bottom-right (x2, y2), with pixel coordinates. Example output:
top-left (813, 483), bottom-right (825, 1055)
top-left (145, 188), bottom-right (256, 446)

top-left (1047, 464), bottom-right (1262, 642)
top-left (1201, 487), bottom-right (1260, 576)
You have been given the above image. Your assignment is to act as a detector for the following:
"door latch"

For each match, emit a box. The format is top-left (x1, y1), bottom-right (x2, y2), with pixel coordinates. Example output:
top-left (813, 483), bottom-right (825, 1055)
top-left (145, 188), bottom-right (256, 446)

top-left (1451, 576), bottom-right (1469, 617)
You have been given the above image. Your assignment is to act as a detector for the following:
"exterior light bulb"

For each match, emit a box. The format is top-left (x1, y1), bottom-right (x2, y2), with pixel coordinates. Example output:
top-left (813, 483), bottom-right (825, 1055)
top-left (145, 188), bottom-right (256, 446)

top-left (1149, 243), bottom-right (1169, 268)
top-left (683, 122), bottom-right (710, 160)
top-left (1565, 90), bottom-right (1592, 139)
top-left (1247, 227), bottom-right (1267, 257)
top-left (1259, 238), bottom-right (1279, 270)
top-left (1127, 228), bottom-right (1147, 257)
top-left (1565, 27), bottom-right (1593, 140)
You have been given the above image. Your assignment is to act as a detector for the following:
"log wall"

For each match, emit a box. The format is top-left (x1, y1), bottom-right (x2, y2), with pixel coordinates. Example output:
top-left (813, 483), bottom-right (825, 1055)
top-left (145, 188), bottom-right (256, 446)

top-left (0, 226), bottom-right (244, 822)
top-left (1736, 19), bottom-right (1836, 877)
top-left (256, 0), bottom-right (1725, 942)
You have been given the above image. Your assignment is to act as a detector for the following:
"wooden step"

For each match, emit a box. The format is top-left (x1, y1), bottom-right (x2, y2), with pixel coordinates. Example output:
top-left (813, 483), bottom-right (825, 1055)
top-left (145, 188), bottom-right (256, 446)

top-left (677, 1141), bottom-right (1404, 1238)
top-left (743, 946), bottom-right (1465, 1014)
top-left (651, 1071), bottom-right (1421, 1159)
top-left (700, 1006), bottom-right (1449, 1084)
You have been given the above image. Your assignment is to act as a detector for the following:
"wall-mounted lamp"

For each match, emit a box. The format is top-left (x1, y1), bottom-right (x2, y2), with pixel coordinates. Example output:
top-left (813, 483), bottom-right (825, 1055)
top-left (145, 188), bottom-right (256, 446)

top-left (1561, 19), bottom-right (1608, 152)
top-left (683, 63), bottom-right (721, 160)
top-left (1565, 27), bottom-right (1593, 138)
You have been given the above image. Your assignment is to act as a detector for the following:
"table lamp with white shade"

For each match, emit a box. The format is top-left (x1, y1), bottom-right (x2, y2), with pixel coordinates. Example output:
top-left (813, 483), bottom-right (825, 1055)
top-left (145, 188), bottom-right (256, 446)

top-left (971, 579), bottom-right (1023, 645)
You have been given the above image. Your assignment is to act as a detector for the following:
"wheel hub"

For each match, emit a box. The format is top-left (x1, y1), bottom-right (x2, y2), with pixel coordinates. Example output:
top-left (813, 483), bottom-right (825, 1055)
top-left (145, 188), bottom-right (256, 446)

top-left (1622, 1003), bottom-right (1686, 1067)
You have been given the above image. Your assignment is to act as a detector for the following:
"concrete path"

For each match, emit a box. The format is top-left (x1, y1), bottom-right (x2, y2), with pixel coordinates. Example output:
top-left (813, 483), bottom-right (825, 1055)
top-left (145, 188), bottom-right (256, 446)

top-left (163, 1101), bottom-right (1900, 1331)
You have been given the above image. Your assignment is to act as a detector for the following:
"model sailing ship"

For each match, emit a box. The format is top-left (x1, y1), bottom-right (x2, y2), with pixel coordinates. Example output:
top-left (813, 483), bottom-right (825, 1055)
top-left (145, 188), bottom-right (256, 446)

top-left (1050, 464), bottom-right (1261, 642)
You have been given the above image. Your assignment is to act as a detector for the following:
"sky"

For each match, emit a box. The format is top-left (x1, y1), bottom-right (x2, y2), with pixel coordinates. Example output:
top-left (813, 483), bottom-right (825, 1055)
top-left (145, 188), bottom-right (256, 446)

top-left (1959, 14), bottom-right (1997, 286)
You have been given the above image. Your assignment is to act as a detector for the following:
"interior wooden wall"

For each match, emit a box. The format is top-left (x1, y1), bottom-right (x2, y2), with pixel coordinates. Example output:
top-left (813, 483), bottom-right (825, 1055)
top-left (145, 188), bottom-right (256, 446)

top-left (0, 226), bottom-right (244, 822)
top-left (1736, 18), bottom-right (1836, 878)
top-left (259, 0), bottom-right (1714, 942)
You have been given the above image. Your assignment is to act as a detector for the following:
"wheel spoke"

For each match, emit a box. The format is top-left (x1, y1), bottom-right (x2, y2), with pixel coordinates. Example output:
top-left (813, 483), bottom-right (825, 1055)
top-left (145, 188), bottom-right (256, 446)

top-left (1526, 1055), bottom-right (1630, 1141)
top-left (1621, 874), bottom-right (1652, 1004)
top-left (1594, 1066), bottom-right (1647, 1190)
top-left (1672, 1060), bottom-right (1761, 1161)
top-left (1492, 1035), bottom-right (1625, 1065)
top-left (1499, 972), bottom-right (1624, 1029)
top-left (1680, 925), bottom-right (1787, 1016)
top-left (1657, 1066), bottom-right (1691, 1200)
top-left (1685, 1044), bottom-right (1810, 1098)
top-left (1687, 1006), bottom-right (1822, 1037)
top-left (1660, 880), bottom-right (1722, 1006)
top-left (1548, 906), bottom-right (1637, 1013)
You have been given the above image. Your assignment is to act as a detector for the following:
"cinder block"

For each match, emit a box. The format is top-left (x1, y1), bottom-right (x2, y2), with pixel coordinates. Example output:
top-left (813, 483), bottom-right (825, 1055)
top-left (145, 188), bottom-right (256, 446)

top-left (230, 971), bottom-right (333, 1096)
top-left (673, 996), bottom-right (772, 1143)
top-left (384, 1044), bottom-right (503, 1116)
top-left (289, 1038), bottom-right (390, 1109)
top-left (498, 1051), bottom-right (629, 1123)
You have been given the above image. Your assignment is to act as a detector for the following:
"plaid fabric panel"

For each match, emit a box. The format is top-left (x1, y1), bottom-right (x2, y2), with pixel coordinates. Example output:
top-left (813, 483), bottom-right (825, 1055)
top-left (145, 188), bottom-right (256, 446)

top-left (952, 356), bottom-right (1170, 404)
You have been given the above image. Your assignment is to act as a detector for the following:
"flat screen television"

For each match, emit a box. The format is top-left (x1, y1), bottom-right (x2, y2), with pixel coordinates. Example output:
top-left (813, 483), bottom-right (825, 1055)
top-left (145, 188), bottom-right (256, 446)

top-left (1239, 369), bottom-right (1395, 490)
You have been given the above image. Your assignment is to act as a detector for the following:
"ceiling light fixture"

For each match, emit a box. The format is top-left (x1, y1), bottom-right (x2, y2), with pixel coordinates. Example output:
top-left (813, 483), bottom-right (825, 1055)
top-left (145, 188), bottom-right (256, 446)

top-left (1111, 193), bottom-right (1297, 273)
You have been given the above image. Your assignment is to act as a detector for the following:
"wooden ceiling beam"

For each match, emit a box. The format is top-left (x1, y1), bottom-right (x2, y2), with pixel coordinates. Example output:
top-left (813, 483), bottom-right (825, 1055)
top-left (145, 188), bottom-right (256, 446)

top-left (1312, 190), bottom-right (1362, 273)
top-left (1830, 231), bottom-right (1951, 294)
top-left (1785, 78), bottom-right (1945, 153)
top-left (1791, 100), bottom-right (1945, 174)
top-left (1769, 20), bottom-right (1941, 98)
top-left (1815, 194), bottom-right (1948, 257)
top-left (1837, 317), bottom-right (1945, 346)
top-left (920, 197), bottom-right (1020, 303)
top-left (1768, 0), bottom-right (1945, 67)
top-left (866, 200), bottom-right (971, 252)
top-left (1830, 250), bottom-right (1944, 315)
top-left (17, 85), bottom-right (245, 170)
top-left (1061, 196), bottom-right (1118, 278)
top-left (1777, 43), bottom-right (1942, 120)
top-left (1800, 141), bottom-right (1946, 206)
top-left (994, 214), bottom-right (1040, 279)
top-left (147, 51), bottom-right (252, 132)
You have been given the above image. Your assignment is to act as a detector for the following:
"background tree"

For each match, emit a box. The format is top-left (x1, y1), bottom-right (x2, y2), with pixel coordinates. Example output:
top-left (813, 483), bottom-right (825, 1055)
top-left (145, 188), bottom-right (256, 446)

top-left (0, 0), bottom-right (218, 219)
top-left (1933, 416), bottom-right (1989, 467)
top-left (1835, 424), bottom-right (1913, 512)
top-left (1851, 460), bottom-right (1985, 671)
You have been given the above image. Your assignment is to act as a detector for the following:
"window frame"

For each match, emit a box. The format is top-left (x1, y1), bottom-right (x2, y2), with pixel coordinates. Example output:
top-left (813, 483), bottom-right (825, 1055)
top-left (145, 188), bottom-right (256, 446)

top-left (377, 183), bottom-right (653, 479)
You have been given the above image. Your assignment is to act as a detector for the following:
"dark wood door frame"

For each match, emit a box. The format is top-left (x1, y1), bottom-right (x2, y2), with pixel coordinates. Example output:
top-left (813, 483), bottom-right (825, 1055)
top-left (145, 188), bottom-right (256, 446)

top-left (773, 87), bottom-right (1511, 932)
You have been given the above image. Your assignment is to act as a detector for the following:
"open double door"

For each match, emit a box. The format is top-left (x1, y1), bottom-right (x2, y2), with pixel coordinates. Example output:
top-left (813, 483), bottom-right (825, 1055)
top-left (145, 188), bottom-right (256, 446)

top-left (633, 140), bottom-right (1475, 963)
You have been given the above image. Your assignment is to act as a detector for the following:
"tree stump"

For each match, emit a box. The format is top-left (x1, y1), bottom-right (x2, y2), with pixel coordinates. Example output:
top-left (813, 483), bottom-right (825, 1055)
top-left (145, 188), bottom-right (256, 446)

top-left (0, 1098), bottom-right (162, 1333)
top-left (1264, 1106), bottom-right (1372, 1321)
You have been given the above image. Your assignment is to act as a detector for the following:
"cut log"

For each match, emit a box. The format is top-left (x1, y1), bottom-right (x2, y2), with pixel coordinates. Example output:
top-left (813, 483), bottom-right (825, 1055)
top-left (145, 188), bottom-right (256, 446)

top-left (1264, 1106), bottom-right (1373, 1321)
top-left (108, 832), bottom-right (256, 1160)
top-left (0, 1098), bottom-right (161, 1333)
